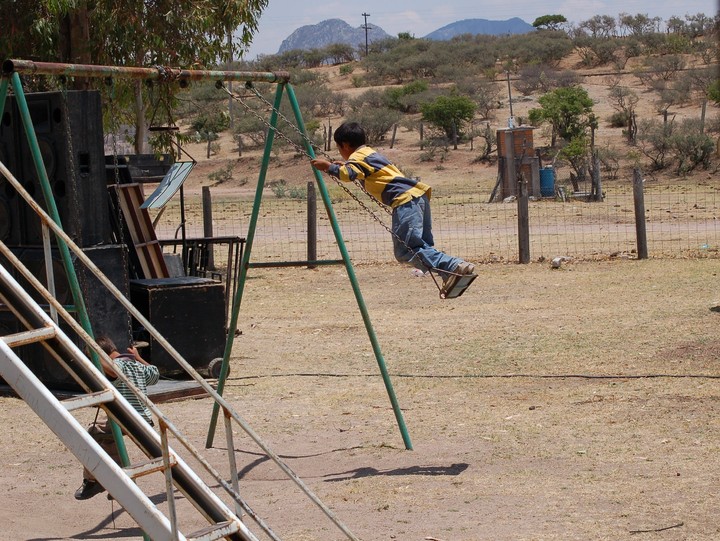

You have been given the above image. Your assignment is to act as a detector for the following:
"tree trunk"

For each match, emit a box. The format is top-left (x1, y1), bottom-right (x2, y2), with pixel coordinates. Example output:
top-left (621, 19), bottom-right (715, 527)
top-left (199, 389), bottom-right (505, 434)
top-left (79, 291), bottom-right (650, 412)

top-left (58, 4), bottom-right (91, 90)
top-left (134, 80), bottom-right (147, 154)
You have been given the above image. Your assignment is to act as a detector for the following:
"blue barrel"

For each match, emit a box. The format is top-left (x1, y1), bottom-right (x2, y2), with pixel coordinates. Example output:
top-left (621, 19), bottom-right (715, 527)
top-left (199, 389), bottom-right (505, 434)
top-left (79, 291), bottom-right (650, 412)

top-left (540, 167), bottom-right (555, 197)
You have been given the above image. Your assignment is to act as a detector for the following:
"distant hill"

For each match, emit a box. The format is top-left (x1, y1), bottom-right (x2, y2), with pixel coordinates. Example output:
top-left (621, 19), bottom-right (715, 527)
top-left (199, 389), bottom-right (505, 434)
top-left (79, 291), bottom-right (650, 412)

top-left (424, 17), bottom-right (534, 40)
top-left (277, 17), bottom-right (535, 54)
top-left (278, 19), bottom-right (391, 53)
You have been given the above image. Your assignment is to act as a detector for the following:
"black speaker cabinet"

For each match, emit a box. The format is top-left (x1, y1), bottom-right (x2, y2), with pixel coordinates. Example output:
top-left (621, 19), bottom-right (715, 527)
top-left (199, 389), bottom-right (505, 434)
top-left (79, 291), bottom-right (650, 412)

top-left (0, 244), bottom-right (131, 390)
top-left (129, 277), bottom-right (226, 377)
top-left (0, 90), bottom-right (111, 247)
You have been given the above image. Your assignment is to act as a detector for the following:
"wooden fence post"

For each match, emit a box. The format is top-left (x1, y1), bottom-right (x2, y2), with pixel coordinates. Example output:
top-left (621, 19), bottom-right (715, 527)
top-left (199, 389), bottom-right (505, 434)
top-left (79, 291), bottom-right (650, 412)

top-left (202, 186), bottom-right (215, 270)
top-left (633, 168), bottom-right (648, 260)
top-left (307, 181), bottom-right (317, 268)
top-left (592, 152), bottom-right (602, 202)
top-left (517, 165), bottom-right (530, 264)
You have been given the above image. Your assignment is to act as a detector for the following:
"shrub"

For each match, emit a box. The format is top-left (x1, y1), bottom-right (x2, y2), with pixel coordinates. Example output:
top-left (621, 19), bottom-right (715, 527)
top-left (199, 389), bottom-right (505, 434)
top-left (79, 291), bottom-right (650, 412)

top-left (346, 106), bottom-right (402, 144)
top-left (608, 111), bottom-right (628, 128)
top-left (597, 144), bottom-right (621, 179)
top-left (636, 117), bottom-right (673, 171)
top-left (670, 119), bottom-right (715, 174)
top-left (208, 162), bottom-right (237, 185)
top-left (191, 109), bottom-right (230, 134)
top-left (420, 95), bottom-right (476, 140)
top-left (269, 180), bottom-right (307, 199)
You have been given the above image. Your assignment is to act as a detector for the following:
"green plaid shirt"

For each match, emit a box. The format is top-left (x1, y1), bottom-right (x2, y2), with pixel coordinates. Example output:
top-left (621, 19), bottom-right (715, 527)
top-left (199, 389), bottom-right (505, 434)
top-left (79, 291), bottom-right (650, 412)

top-left (112, 355), bottom-right (159, 423)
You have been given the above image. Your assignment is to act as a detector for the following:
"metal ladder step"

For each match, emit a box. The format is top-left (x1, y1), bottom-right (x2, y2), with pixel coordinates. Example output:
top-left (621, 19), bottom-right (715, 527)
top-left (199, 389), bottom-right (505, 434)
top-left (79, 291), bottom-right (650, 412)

top-left (124, 455), bottom-right (178, 479)
top-left (62, 389), bottom-right (116, 412)
top-left (186, 520), bottom-right (241, 541)
top-left (2, 326), bottom-right (56, 347)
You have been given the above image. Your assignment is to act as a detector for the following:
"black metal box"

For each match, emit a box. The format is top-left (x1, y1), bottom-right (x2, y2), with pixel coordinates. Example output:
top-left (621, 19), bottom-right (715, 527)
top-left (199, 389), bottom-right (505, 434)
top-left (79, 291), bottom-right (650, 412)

top-left (0, 244), bottom-right (131, 390)
top-left (129, 277), bottom-right (226, 377)
top-left (0, 90), bottom-right (111, 247)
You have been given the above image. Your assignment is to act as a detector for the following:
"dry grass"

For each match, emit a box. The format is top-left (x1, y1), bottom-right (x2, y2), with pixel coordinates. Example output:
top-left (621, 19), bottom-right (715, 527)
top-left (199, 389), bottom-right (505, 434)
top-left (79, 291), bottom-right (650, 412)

top-left (2, 47), bottom-right (720, 541)
top-left (3, 251), bottom-right (720, 540)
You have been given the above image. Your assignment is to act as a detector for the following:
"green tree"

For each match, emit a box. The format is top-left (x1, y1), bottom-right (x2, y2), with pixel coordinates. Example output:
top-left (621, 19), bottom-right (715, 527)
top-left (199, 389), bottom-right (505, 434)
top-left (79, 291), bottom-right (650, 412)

top-left (670, 119), bottom-right (715, 174)
top-left (559, 136), bottom-right (591, 181)
top-left (709, 80), bottom-right (720, 105)
top-left (528, 86), bottom-right (595, 146)
top-left (532, 15), bottom-right (568, 31)
top-left (618, 12), bottom-right (661, 36)
top-left (578, 15), bottom-right (617, 38)
top-left (1, 0), bottom-right (267, 153)
top-left (346, 107), bottom-right (402, 144)
top-left (325, 43), bottom-right (356, 65)
top-left (421, 95), bottom-right (476, 141)
top-left (384, 80), bottom-right (430, 113)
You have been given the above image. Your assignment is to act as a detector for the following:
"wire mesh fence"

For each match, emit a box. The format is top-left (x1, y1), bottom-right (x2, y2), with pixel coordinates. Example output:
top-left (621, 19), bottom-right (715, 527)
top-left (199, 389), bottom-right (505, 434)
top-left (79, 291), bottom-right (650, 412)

top-left (155, 169), bottom-right (720, 269)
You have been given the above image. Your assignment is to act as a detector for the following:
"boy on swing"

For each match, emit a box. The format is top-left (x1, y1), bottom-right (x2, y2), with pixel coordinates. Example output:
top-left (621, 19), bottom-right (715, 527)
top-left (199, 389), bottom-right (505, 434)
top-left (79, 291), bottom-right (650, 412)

top-left (311, 121), bottom-right (476, 294)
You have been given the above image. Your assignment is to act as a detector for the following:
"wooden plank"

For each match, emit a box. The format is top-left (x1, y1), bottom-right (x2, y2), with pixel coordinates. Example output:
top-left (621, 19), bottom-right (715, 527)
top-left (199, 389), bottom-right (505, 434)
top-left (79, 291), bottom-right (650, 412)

top-left (146, 379), bottom-right (211, 403)
top-left (1, 379), bottom-right (210, 403)
top-left (114, 184), bottom-right (169, 279)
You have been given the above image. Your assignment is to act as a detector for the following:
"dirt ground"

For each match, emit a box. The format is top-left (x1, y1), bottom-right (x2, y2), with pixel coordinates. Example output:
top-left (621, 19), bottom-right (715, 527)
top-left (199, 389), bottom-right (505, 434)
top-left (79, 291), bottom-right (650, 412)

top-left (1, 47), bottom-right (719, 541)
top-left (2, 257), bottom-right (720, 540)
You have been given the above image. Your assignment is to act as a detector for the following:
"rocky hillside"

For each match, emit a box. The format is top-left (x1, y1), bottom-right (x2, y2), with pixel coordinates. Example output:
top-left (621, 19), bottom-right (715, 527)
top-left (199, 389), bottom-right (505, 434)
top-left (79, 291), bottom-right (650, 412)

top-left (425, 17), bottom-right (534, 40)
top-left (278, 19), bottom-right (390, 53)
top-left (277, 17), bottom-right (535, 53)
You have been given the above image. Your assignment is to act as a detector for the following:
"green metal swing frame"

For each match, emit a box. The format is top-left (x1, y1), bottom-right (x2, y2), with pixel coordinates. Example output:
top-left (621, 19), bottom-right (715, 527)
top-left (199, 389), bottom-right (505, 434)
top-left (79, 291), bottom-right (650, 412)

top-left (0, 59), bottom-right (412, 451)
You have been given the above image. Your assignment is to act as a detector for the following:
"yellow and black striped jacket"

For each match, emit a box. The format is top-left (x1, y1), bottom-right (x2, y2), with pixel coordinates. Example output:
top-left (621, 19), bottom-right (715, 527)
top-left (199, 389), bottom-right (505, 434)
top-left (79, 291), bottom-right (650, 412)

top-left (327, 145), bottom-right (431, 208)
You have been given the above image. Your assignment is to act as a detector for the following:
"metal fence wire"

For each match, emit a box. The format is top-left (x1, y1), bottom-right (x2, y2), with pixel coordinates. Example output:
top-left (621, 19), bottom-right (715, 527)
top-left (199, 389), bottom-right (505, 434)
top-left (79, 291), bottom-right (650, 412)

top-left (155, 170), bottom-right (720, 267)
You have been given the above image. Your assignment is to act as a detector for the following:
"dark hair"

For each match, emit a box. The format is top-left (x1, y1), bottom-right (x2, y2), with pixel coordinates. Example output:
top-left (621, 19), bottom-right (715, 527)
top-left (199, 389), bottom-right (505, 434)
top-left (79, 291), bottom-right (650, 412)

top-left (95, 335), bottom-right (118, 355)
top-left (333, 122), bottom-right (366, 148)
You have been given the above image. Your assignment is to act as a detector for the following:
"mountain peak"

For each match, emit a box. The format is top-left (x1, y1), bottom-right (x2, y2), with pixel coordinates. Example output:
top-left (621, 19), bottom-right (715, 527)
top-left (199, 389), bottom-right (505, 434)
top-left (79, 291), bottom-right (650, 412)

top-left (425, 18), bottom-right (534, 40)
top-left (276, 17), bottom-right (534, 55)
top-left (278, 19), bottom-right (391, 54)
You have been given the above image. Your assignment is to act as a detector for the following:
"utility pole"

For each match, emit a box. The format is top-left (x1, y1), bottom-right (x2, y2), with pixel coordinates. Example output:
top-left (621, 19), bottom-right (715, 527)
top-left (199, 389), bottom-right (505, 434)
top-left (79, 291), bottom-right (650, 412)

top-left (506, 70), bottom-right (515, 128)
top-left (362, 12), bottom-right (371, 56)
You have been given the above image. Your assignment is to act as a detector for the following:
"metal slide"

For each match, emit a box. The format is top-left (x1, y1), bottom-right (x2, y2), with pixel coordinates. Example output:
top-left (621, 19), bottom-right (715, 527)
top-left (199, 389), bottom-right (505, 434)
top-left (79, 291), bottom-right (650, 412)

top-left (0, 261), bottom-right (255, 541)
top-left (0, 158), bottom-right (360, 540)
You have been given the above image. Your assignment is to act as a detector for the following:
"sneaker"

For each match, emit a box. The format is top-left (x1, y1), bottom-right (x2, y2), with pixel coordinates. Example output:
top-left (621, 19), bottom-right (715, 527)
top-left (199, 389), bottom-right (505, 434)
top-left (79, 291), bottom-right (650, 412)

top-left (455, 261), bottom-right (476, 275)
top-left (442, 272), bottom-right (460, 293)
top-left (74, 479), bottom-right (106, 500)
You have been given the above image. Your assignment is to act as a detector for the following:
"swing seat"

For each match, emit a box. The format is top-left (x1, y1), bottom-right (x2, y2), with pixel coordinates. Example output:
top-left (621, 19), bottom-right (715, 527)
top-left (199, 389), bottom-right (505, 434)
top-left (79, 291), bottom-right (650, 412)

top-left (148, 125), bottom-right (180, 132)
top-left (439, 272), bottom-right (477, 300)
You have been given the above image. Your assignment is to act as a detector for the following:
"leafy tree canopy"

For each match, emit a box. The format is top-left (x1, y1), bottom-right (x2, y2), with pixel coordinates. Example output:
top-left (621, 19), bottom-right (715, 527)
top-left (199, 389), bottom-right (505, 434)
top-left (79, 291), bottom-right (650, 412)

top-left (1, 0), bottom-right (268, 152)
top-left (709, 80), bottom-right (720, 105)
top-left (532, 15), bottom-right (568, 31)
top-left (528, 86), bottom-right (595, 143)
top-left (2, 0), bottom-right (267, 67)
top-left (421, 95), bottom-right (476, 139)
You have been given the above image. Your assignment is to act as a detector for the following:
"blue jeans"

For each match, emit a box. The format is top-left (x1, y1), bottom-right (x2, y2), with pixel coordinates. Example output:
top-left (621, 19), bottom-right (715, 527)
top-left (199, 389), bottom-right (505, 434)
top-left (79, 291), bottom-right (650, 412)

top-left (391, 195), bottom-right (462, 277)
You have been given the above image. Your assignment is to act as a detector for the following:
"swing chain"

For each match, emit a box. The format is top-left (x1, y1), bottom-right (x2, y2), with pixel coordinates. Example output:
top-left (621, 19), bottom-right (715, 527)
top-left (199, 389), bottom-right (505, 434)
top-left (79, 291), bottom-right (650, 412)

top-left (105, 77), bottom-right (134, 336)
top-left (221, 83), bottom-right (391, 213)
top-left (220, 83), bottom-right (431, 273)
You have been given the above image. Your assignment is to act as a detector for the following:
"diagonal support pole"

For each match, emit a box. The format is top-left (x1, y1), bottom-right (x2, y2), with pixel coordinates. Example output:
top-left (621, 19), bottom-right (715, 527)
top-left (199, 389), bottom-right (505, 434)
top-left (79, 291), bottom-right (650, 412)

top-left (206, 83), bottom-right (412, 450)
top-left (206, 82), bottom-right (287, 448)
top-left (285, 83), bottom-right (412, 450)
top-left (2, 73), bottom-right (133, 475)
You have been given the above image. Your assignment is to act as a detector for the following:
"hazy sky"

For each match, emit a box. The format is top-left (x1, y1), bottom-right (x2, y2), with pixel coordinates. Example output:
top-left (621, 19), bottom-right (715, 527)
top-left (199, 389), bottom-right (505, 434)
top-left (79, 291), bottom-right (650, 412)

top-left (241, 0), bottom-right (717, 58)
